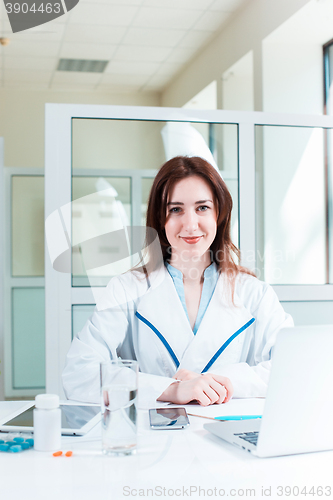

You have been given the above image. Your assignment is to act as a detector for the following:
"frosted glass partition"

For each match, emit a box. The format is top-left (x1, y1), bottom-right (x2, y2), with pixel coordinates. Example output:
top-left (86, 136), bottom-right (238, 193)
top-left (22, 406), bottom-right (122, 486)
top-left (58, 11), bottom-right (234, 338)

top-left (71, 119), bottom-right (239, 284)
top-left (12, 176), bottom-right (44, 277)
top-left (141, 177), bottom-right (154, 227)
top-left (224, 178), bottom-right (239, 248)
top-left (72, 119), bottom-right (165, 171)
top-left (255, 126), bottom-right (326, 284)
top-left (72, 177), bottom-right (131, 287)
top-left (72, 305), bottom-right (95, 341)
top-left (12, 288), bottom-right (45, 390)
top-left (72, 119), bottom-right (238, 172)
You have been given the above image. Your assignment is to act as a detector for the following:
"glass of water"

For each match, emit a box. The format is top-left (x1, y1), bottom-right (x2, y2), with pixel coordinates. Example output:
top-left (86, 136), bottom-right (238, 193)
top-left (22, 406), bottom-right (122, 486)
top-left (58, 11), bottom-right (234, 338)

top-left (100, 360), bottom-right (138, 456)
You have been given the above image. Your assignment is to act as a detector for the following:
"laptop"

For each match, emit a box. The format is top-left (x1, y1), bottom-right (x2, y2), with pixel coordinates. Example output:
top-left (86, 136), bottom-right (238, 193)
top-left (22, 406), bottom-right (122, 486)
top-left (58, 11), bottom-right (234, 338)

top-left (204, 325), bottom-right (333, 457)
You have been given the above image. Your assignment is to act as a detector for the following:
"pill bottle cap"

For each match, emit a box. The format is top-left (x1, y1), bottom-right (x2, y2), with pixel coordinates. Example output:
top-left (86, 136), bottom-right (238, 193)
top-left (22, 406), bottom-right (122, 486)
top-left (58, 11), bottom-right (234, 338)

top-left (35, 394), bottom-right (59, 410)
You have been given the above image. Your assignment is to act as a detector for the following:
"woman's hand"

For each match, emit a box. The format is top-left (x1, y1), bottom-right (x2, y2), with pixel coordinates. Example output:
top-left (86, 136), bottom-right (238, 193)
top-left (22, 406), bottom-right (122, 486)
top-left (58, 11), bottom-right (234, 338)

top-left (157, 373), bottom-right (233, 406)
top-left (173, 369), bottom-right (199, 382)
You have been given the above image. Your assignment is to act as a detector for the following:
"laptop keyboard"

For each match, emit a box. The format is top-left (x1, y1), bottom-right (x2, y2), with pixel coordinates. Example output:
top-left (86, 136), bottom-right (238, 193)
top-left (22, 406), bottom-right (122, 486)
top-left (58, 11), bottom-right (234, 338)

top-left (234, 431), bottom-right (259, 446)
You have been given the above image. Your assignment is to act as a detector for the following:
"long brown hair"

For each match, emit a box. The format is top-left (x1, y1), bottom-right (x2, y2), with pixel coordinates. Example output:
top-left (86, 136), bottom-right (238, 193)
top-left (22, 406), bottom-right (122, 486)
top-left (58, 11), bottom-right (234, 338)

top-left (145, 156), bottom-right (255, 295)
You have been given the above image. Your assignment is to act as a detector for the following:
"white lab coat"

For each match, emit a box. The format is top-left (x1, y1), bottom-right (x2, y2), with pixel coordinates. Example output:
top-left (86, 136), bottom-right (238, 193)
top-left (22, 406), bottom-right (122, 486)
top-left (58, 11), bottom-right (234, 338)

top-left (62, 265), bottom-right (293, 405)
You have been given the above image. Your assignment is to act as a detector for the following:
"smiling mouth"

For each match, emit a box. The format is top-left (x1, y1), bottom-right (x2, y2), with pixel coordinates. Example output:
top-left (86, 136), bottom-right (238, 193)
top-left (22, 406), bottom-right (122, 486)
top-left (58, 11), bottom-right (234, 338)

top-left (181, 236), bottom-right (203, 244)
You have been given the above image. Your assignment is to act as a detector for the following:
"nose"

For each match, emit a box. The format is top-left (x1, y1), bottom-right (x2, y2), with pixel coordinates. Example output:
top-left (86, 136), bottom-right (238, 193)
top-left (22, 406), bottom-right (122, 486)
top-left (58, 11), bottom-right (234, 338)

top-left (183, 209), bottom-right (199, 233)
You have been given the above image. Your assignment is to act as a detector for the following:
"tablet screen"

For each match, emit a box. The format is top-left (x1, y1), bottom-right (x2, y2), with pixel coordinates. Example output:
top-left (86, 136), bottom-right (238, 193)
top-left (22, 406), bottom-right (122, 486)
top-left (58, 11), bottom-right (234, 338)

top-left (3, 405), bottom-right (100, 430)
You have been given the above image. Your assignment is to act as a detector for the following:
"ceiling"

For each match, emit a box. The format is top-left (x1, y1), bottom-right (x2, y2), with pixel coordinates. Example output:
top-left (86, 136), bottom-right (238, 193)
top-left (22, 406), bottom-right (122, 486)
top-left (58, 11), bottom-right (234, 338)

top-left (0, 0), bottom-right (247, 93)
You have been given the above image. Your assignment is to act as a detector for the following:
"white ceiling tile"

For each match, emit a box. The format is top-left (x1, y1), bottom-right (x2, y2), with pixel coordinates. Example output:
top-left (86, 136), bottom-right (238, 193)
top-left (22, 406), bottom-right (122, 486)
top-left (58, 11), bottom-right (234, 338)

top-left (209, 0), bottom-right (244, 12)
top-left (10, 24), bottom-right (66, 42)
top-left (3, 82), bottom-right (49, 90)
top-left (100, 73), bottom-right (149, 85)
top-left (40, 15), bottom-right (67, 25)
top-left (142, 0), bottom-right (211, 9)
top-left (64, 24), bottom-right (127, 44)
top-left (4, 56), bottom-right (57, 71)
top-left (192, 10), bottom-right (230, 31)
top-left (114, 45), bottom-right (172, 63)
top-left (105, 60), bottom-right (160, 75)
top-left (178, 30), bottom-right (212, 49)
top-left (122, 27), bottom-right (186, 48)
top-left (0, 0), bottom-right (247, 93)
top-left (4, 69), bottom-right (52, 84)
top-left (80, 0), bottom-right (143, 5)
top-left (166, 47), bottom-right (196, 63)
top-left (52, 72), bottom-right (102, 84)
top-left (60, 42), bottom-right (117, 60)
top-left (69, 4), bottom-right (139, 26)
top-left (132, 7), bottom-right (203, 30)
top-left (2, 12), bottom-right (66, 30)
top-left (50, 83), bottom-right (97, 91)
top-left (3, 41), bottom-right (60, 57)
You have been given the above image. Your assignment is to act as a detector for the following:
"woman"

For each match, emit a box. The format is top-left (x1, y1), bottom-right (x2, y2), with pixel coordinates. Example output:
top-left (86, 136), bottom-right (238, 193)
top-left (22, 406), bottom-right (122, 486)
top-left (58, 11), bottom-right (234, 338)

top-left (62, 156), bottom-right (293, 406)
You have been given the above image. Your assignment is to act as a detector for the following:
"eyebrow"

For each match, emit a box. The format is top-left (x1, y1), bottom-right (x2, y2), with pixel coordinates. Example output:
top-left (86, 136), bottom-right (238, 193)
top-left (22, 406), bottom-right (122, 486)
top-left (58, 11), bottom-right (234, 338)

top-left (167, 199), bottom-right (213, 206)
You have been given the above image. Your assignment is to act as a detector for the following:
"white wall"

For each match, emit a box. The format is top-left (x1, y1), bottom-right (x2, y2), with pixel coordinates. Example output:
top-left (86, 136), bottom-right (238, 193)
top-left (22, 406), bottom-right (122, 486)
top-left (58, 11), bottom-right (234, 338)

top-left (0, 90), bottom-right (160, 168)
top-left (261, 0), bottom-right (333, 114)
top-left (161, 0), bottom-right (310, 109)
top-left (263, 42), bottom-right (323, 114)
top-left (222, 51), bottom-right (254, 111)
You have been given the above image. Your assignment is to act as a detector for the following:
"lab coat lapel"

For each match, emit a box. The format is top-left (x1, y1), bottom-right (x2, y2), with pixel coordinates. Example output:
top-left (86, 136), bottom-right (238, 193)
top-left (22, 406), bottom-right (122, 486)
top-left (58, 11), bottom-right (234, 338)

top-left (136, 266), bottom-right (194, 367)
top-left (178, 276), bottom-right (254, 373)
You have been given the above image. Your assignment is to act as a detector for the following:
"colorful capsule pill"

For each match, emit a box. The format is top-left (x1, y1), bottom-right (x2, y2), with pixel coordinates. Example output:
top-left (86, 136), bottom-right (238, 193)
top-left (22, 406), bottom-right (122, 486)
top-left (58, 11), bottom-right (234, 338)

top-left (9, 445), bottom-right (23, 453)
top-left (13, 437), bottom-right (25, 443)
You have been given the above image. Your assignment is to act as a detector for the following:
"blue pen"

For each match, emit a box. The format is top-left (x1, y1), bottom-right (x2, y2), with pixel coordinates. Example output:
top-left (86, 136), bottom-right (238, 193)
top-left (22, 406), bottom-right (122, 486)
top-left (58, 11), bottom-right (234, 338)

top-left (214, 415), bottom-right (262, 421)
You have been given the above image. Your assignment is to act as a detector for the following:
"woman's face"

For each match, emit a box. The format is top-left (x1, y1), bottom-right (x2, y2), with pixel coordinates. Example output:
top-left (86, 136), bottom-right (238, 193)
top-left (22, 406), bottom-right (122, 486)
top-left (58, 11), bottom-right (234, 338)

top-left (164, 175), bottom-right (217, 261)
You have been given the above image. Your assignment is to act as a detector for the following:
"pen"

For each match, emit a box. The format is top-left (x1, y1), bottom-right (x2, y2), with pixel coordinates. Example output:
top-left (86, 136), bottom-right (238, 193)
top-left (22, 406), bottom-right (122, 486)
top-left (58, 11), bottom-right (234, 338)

top-left (214, 415), bottom-right (262, 421)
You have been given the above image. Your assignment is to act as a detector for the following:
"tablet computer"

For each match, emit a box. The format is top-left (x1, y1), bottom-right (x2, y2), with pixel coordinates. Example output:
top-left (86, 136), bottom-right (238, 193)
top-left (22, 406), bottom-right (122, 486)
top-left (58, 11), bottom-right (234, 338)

top-left (0, 402), bottom-right (101, 436)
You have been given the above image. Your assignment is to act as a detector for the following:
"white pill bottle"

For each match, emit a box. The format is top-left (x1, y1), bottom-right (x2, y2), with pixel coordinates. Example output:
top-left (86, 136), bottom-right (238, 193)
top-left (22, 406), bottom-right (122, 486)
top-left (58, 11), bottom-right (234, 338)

top-left (33, 394), bottom-right (61, 451)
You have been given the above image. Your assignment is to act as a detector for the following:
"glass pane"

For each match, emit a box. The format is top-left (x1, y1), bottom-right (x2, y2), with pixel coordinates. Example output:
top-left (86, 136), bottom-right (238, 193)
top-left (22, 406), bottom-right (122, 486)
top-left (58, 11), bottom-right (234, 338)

top-left (72, 177), bottom-right (131, 287)
top-left (256, 126), bottom-right (326, 284)
top-left (224, 178), bottom-right (239, 248)
top-left (213, 123), bottom-right (239, 247)
top-left (325, 43), bottom-right (333, 115)
top-left (72, 305), bottom-right (95, 340)
top-left (72, 119), bottom-right (166, 170)
top-left (72, 119), bottom-right (239, 283)
top-left (72, 119), bottom-right (238, 173)
top-left (281, 301), bottom-right (333, 326)
top-left (12, 176), bottom-right (44, 277)
top-left (12, 288), bottom-right (45, 389)
top-left (141, 177), bottom-right (154, 227)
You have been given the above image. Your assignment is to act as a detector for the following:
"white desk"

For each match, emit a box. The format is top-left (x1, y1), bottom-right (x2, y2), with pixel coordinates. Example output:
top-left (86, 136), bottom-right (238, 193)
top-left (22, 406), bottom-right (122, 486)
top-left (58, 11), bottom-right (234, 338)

top-left (0, 399), bottom-right (332, 500)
